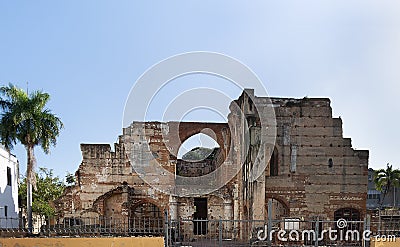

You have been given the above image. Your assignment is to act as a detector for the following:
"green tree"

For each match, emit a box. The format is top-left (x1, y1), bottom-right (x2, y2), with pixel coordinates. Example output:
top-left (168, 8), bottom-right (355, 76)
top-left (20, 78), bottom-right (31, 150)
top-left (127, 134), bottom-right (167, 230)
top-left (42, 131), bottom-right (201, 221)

top-left (0, 84), bottom-right (63, 232)
top-left (374, 164), bottom-right (400, 208)
top-left (19, 168), bottom-right (65, 217)
top-left (65, 172), bottom-right (76, 186)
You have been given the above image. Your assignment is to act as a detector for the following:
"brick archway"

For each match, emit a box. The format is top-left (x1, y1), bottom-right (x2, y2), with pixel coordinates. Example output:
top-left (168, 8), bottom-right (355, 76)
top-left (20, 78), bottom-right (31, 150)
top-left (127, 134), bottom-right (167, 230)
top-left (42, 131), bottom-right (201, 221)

top-left (266, 196), bottom-right (290, 220)
top-left (165, 122), bottom-right (231, 159)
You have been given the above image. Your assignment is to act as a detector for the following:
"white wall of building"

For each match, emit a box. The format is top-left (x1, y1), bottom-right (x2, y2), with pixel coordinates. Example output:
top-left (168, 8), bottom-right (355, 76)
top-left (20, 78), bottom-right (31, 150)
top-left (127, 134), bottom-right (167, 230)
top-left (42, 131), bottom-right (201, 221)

top-left (0, 146), bottom-right (19, 228)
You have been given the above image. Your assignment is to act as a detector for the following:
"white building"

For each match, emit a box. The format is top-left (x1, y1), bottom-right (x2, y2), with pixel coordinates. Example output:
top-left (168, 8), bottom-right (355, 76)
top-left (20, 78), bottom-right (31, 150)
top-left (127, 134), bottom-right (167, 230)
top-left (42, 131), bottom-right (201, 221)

top-left (0, 146), bottom-right (19, 228)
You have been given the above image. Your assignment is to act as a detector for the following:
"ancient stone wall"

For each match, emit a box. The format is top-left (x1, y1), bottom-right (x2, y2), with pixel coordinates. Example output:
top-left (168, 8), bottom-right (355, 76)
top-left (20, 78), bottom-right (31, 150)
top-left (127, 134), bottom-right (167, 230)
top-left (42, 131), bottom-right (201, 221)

top-left (256, 95), bottom-right (368, 221)
top-left (55, 89), bottom-right (368, 233)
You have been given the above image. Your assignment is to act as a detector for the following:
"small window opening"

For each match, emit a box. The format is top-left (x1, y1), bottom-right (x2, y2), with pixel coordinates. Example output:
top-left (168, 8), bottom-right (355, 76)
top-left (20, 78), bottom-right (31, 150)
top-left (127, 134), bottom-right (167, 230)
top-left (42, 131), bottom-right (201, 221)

top-left (7, 167), bottom-right (11, 186)
top-left (328, 158), bottom-right (333, 168)
top-left (270, 148), bottom-right (279, 176)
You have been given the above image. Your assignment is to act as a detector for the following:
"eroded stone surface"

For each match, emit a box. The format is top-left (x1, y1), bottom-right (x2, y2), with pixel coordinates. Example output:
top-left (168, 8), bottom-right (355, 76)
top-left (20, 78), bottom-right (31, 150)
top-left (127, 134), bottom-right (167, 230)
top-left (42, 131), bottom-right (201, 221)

top-left (55, 90), bottom-right (368, 239)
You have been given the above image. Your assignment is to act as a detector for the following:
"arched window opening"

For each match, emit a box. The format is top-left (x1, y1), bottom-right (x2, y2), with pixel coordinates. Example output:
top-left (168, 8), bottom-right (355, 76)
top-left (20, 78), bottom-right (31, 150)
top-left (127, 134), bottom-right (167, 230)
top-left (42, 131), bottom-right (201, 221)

top-left (177, 133), bottom-right (219, 161)
top-left (130, 202), bottom-right (163, 234)
top-left (334, 208), bottom-right (361, 232)
top-left (328, 158), bottom-right (334, 168)
top-left (176, 133), bottom-right (221, 177)
top-left (266, 198), bottom-right (289, 220)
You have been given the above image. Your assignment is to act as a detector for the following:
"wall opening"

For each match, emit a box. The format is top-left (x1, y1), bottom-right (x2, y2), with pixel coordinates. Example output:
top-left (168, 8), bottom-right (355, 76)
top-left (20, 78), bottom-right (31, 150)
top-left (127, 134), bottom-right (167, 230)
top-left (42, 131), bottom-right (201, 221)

top-left (334, 208), bottom-right (360, 221)
top-left (269, 148), bottom-right (279, 176)
top-left (334, 208), bottom-right (361, 231)
top-left (176, 133), bottom-right (222, 177)
top-left (193, 198), bottom-right (207, 235)
top-left (130, 202), bottom-right (163, 231)
top-left (266, 198), bottom-right (289, 220)
top-left (131, 202), bottom-right (162, 218)
top-left (328, 158), bottom-right (333, 168)
top-left (177, 133), bottom-right (219, 161)
top-left (7, 167), bottom-right (11, 186)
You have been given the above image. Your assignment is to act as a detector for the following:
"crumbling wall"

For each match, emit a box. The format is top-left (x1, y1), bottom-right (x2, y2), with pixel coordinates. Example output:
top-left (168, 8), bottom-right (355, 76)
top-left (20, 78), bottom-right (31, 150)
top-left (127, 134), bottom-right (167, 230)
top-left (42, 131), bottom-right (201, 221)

top-left (260, 97), bottom-right (368, 220)
top-left (55, 142), bottom-right (169, 219)
top-left (55, 90), bottom-right (368, 235)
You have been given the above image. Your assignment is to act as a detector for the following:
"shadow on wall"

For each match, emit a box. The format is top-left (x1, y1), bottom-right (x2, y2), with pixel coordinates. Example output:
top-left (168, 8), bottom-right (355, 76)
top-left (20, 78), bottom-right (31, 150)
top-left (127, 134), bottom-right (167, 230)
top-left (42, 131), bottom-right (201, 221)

top-left (0, 185), bottom-right (19, 228)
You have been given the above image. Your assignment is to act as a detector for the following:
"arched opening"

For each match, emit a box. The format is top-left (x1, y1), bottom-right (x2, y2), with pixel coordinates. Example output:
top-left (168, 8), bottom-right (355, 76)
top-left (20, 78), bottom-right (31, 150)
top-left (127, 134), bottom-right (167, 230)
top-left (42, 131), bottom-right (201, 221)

top-left (334, 208), bottom-right (360, 221)
top-left (177, 133), bottom-right (219, 160)
top-left (130, 202), bottom-right (163, 235)
top-left (176, 133), bottom-right (222, 177)
top-left (131, 202), bottom-right (162, 218)
top-left (266, 198), bottom-right (289, 220)
top-left (269, 147), bottom-right (279, 176)
top-left (334, 208), bottom-right (361, 232)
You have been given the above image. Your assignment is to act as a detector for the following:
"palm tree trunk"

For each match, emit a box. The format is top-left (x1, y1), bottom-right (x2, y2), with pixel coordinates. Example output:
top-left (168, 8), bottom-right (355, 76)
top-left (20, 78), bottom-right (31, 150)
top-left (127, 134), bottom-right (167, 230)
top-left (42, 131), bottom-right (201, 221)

top-left (26, 145), bottom-right (35, 233)
top-left (27, 179), bottom-right (32, 233)
top-left (380, 188), bottom-right (388, 209)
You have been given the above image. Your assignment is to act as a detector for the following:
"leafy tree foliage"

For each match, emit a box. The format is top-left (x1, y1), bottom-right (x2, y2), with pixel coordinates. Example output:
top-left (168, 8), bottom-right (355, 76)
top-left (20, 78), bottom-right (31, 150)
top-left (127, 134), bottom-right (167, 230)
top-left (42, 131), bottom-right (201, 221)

top-left (0, 84), bottom-right (63, 231)
top-left (374, 163), bottom-right (400, 208)
top-left (65, 172), bottom-right (76, 186)
top-left (19, 168), bottom-right (65, 217)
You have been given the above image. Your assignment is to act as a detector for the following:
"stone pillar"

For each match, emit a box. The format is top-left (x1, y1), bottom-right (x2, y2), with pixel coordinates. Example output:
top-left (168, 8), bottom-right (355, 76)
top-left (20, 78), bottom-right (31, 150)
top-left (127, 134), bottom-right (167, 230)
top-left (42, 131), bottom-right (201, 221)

top-left (233, 183), bottom-right (239, 239)
top-left (121, 184), bottom-right (130, 228)
top-left (252, 175), bottom-right (265, 221)
top-left (223, 198), bottom-right (233, 233)
top-left (169, 195), bottom-right (178, 221)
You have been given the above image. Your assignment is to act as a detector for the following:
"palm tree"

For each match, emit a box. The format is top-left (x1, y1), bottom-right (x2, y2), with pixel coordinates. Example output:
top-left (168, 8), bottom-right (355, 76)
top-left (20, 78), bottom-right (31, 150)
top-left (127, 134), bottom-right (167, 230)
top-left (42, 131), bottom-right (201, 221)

top-left (374, 164), bottom-right (400, 208)
top-left (0, 84), bottom-right (63, 233)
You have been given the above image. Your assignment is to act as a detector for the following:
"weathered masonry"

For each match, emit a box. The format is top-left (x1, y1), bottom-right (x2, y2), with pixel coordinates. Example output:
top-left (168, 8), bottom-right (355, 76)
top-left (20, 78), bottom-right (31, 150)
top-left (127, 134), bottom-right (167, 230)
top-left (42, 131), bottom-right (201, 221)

top-left (55, 89), bottom-right (368, 238)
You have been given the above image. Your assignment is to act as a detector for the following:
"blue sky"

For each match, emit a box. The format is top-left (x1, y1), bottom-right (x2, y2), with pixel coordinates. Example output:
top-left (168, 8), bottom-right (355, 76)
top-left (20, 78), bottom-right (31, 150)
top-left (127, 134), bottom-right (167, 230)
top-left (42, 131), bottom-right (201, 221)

top-left (0, 1), bottom-right (399, 179)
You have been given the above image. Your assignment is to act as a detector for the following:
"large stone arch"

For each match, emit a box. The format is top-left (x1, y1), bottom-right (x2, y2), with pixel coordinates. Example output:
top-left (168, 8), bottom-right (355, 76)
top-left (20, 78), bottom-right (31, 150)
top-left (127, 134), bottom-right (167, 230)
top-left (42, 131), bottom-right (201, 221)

top-left (130, 198), bottom-right (165, 217)
top-left (90, 183), bottom-right (134, 218)
top-left (165, 122), bottom-right (231, 159)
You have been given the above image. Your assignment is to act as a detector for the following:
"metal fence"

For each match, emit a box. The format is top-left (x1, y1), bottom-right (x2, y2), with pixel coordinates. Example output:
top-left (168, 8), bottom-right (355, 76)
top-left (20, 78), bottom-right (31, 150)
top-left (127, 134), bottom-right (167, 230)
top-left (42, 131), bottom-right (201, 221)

top-left (1, 215), bottom-right (399, 247)
top-left (0, 216), bottom-right (163, 237)
top-left (165, 217), bottom-right (372, 247)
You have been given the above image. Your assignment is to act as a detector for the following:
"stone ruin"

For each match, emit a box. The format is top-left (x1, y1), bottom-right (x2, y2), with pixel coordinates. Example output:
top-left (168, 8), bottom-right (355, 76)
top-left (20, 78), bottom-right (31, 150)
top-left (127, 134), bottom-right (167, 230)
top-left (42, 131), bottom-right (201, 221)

top-left (54, 89), bottom-right (369, 238)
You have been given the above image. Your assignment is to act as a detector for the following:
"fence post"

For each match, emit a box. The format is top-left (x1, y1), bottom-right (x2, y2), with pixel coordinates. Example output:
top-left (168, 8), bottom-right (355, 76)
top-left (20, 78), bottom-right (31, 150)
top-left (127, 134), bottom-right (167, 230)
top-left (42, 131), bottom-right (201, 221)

top-left (378, 209), bottom-right (381, 235)
top-left (363, 215), bottom-right (371, 247)
top-left (164, 210), bottom-right (169, 247)
top-left (267, 199), bottom-right (272, 247)
top-left (315, 217), bottom-right (319, 247)
top-left (219, 217), bottom-right (223, 247)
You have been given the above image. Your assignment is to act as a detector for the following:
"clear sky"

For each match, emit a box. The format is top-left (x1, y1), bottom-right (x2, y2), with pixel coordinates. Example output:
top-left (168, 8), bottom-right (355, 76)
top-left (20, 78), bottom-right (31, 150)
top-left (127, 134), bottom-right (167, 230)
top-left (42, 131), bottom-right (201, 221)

top-left (0, 1), bottom-right (399, 179)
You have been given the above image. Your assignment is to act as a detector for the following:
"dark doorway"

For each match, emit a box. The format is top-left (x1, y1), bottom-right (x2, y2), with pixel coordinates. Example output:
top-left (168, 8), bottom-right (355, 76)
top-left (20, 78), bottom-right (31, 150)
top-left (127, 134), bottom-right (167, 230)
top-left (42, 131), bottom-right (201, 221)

top-left (193, 198), bottom-right (207, 235)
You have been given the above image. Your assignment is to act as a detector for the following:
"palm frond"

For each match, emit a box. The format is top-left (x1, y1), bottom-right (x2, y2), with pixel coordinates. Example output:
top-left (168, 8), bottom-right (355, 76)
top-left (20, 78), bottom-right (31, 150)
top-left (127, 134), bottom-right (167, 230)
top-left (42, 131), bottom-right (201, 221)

top-left (0, 84), bottom-right (63, 180)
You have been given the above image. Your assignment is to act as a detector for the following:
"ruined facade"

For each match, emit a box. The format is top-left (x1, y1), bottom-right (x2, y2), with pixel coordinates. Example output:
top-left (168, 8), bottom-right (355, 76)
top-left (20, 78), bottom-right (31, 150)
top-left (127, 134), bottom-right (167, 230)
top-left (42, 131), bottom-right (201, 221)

top-left (55, 89), bottom-right (369, 237)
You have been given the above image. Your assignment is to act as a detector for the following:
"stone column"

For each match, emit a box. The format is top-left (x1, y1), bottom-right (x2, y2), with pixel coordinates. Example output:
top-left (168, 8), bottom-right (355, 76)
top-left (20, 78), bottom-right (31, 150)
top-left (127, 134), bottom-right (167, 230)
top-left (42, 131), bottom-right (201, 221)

top-left (252, 175), bottom-right (265, 221)
top-left (121, 184), bottom-right (130, 229)
top-left (223, 198), bottom-right (233, 233)
top-left (169, 195), bottom-right (178, 221)
top-left (233, 183), bottom-right (239, 239)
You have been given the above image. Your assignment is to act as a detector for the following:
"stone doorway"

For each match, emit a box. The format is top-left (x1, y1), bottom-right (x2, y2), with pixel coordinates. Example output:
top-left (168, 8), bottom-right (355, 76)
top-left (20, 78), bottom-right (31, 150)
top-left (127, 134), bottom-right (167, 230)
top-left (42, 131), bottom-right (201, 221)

top-left (193, 198), bottom-right (208, 235)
